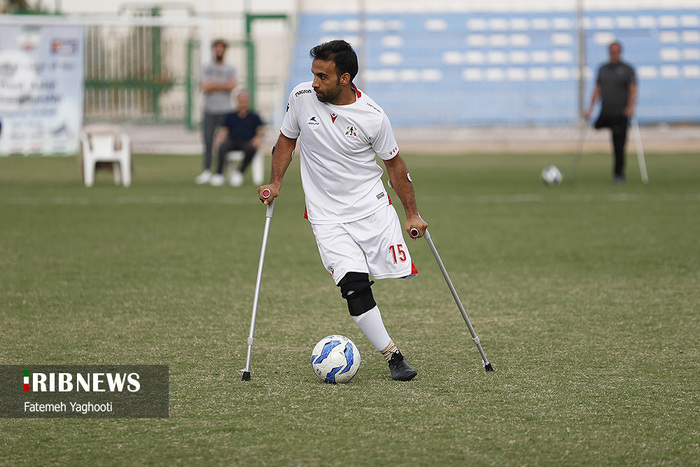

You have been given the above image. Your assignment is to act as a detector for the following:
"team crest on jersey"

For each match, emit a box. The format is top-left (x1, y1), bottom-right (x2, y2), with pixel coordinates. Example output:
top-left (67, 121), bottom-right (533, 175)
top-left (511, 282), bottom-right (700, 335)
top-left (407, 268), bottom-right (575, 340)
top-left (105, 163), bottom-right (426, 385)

top-left (345, 125), bottom-right (357, 138)
top-left (330, 112), bottom-right (338, 123)
top-left (307, 116), bottom-right (320, 127)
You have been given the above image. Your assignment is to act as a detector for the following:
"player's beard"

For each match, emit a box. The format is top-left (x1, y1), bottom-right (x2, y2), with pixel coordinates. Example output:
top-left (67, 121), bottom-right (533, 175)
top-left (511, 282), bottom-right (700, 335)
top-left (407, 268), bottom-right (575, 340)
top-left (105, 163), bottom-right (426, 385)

top-left (314, 79), bottom-right (342, 104)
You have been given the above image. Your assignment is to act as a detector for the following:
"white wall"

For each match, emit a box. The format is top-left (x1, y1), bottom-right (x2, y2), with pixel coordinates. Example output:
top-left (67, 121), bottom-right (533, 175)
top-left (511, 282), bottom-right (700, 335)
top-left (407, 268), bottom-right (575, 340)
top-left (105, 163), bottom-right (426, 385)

top-left (57, 0), bottom-right (297, 14)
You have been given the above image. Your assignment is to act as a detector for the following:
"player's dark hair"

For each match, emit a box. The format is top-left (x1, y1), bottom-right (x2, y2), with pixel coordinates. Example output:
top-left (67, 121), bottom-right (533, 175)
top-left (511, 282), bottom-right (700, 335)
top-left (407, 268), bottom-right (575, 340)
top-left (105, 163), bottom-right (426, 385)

top-left (310, 40), bottom-right (358, 82)
top-left (212, 39), bottom-right (227, 49)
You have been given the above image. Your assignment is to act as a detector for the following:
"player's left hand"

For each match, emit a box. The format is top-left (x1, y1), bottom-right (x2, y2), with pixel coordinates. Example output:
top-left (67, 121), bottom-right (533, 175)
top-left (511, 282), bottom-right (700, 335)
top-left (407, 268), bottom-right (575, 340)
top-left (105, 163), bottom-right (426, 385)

top-left (407, 215), bottom-right (428, 239)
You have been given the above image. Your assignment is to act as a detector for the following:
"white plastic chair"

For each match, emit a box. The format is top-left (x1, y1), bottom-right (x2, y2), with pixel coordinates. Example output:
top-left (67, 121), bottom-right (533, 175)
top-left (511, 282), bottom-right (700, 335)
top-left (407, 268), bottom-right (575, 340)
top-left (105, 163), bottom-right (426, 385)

top-left (226, 149), bottom-right (264, 185)
top-left (80, 125), bottom-right (131, 187)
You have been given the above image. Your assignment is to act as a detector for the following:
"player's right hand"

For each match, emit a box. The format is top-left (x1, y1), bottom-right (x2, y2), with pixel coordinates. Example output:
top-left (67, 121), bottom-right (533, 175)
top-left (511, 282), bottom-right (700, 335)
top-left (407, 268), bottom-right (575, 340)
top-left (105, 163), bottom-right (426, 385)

top-left (258, 185), bottom-right (279, 205)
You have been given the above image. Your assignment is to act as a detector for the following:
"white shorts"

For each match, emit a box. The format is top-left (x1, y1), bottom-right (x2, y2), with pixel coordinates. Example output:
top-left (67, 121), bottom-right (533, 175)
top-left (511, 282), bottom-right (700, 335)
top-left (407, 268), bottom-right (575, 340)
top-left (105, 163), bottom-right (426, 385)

top-left (311, 204), bottom-right (418, 285)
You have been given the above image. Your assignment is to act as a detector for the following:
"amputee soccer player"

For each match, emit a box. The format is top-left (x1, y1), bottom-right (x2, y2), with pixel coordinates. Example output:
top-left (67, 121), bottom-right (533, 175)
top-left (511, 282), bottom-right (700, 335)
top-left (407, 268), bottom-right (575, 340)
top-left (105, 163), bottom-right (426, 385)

top-left (584, 41), bottom-right (637, 184)
top-left (258, 40), bottom-right (428, 381)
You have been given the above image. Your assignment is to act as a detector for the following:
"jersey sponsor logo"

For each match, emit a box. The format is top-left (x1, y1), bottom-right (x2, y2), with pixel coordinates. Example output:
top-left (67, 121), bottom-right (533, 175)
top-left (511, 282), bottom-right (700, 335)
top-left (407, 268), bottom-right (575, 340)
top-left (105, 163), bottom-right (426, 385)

top-left (307, 116), bottom-right (320, 127)
top-left (345, 125), bottom-right (357, 138)
top-left (376, 192), bottom-right (385, 200)
top-left (388, 146), bottom-right (399, 157)
top-left (365, 102), bottom-right (382, 113)
top-left (330, 113), bottom-right (338, 123)
top-left (295, 89), bottom-right (312, 97)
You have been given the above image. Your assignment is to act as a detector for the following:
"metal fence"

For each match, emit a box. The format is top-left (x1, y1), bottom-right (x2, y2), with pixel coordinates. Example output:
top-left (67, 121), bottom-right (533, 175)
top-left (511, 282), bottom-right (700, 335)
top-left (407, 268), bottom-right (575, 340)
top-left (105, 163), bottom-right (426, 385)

top-left (83, 20), bottom-right (196, 123)
top-left (82, 9), bottom-right (292, 128)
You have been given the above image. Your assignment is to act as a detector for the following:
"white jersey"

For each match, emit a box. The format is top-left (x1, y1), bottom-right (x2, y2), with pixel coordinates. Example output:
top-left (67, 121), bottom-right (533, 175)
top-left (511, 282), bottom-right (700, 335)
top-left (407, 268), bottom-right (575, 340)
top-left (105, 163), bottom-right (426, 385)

top-left (280, 81), bottom-right (400, 224)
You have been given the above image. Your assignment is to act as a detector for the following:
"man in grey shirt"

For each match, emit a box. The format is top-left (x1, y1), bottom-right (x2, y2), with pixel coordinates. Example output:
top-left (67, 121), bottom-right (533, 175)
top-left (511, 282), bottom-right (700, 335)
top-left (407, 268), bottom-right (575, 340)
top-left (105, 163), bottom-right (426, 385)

top-left (584, 41), bottom-right (637, 184)
top-left (195, 39), bottom-right (237, 185)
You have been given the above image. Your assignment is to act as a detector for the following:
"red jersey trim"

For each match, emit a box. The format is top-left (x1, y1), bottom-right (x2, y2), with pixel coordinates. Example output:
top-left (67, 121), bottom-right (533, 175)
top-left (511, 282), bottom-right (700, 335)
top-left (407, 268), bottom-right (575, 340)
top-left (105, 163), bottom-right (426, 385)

top-left (352, 83), bottom-right (362, 98)
top-left (385, 150), bottom-right (400, 161)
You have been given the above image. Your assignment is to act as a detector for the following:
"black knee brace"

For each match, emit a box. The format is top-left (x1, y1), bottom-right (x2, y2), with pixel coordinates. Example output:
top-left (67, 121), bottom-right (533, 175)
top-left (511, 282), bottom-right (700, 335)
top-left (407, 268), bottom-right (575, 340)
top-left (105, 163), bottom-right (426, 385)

top-left (338, 272), bottom-right (376, 316)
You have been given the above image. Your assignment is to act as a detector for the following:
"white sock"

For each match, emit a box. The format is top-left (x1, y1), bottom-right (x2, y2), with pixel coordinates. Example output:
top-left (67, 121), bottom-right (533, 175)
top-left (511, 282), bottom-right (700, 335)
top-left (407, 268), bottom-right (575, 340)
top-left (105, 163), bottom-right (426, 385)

top-left (352, 306), bottom-right (392, 352)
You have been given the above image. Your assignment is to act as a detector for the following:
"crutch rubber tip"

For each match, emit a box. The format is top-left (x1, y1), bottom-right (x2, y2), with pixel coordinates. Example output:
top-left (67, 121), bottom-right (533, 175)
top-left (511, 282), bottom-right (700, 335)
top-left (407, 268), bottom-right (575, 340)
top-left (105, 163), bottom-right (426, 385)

top-left (484, 363), bottom-right (494, 372)
top-left (241, 371), bottom-right (251, 381)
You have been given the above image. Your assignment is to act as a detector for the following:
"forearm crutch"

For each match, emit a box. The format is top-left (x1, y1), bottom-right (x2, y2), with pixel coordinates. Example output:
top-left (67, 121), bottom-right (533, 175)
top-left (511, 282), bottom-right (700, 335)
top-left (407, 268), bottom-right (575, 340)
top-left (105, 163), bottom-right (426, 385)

top-left (241, 189), bottom-right (274, 381)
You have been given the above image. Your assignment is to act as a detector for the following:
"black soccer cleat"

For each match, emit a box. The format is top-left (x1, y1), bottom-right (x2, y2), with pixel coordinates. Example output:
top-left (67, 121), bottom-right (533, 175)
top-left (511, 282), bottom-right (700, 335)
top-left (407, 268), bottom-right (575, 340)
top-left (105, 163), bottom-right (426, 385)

top-left (388, 351), bottom-right (417, 381)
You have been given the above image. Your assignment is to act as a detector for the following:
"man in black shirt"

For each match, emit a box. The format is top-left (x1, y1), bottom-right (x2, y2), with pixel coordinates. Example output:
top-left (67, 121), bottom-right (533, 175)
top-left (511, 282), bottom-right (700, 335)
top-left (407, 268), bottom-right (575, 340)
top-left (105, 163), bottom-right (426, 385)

top-left (584, 42), bottom-right (637, 184)
top-left (213, 90), bottom-right (265, 187)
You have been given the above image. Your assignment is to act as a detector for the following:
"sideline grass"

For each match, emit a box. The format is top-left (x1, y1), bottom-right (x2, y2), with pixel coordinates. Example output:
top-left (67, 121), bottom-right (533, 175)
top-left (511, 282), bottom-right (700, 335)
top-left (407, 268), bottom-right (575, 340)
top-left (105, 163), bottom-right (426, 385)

top-left (0, 152), bottom-right (698, 465)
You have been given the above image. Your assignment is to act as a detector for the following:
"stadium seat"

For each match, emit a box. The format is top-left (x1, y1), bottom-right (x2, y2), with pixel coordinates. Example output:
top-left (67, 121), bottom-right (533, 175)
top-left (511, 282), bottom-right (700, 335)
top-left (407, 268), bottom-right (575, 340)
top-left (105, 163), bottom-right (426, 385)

top-left (79, 125), bottom-right (132, 187)
top-left (294, 8), bottom-right (700, 125)
top-left (226, 149), bottom-right (264, 185)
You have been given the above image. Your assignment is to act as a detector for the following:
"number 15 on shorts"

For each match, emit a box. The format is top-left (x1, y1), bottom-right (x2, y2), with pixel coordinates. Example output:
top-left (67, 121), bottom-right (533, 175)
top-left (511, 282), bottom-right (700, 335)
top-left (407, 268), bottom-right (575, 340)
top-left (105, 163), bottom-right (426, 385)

top-left (389, 244), bottom-right (407, 263)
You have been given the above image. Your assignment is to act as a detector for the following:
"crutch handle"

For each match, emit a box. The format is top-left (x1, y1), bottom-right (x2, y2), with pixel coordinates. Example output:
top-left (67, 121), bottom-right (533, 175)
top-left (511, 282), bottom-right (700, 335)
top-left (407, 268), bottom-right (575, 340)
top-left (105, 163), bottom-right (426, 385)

top-left (261, 188), bottom-right (275, 216)
top-left (410, 228), bottom-right (420, 239)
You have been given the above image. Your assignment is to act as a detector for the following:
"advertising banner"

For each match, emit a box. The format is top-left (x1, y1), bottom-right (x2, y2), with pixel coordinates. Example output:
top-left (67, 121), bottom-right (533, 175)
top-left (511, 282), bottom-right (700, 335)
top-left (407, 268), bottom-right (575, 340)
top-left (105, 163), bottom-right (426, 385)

top-left (0, 24), bottom-right (84, 156)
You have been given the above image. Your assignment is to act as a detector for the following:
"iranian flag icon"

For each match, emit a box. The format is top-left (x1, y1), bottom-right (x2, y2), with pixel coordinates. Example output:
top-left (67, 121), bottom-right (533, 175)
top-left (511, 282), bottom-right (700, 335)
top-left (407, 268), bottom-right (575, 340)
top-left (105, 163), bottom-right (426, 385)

top-left (24, 370), bottom-right (29, 392)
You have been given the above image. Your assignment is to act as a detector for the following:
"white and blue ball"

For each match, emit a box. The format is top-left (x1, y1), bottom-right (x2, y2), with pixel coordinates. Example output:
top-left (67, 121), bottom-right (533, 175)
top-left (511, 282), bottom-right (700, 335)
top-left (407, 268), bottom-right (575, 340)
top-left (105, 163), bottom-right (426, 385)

top-left (311, 335), bottom-right (361, 384)
top-left (541, 165), bottom-right (563, 186)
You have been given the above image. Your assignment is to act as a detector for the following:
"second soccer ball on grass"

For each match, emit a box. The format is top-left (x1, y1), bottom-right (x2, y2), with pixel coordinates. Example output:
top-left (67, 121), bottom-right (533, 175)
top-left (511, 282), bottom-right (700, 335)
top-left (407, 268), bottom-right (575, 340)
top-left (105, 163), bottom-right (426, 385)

top-left (541, 165), bottom-right (563, 186)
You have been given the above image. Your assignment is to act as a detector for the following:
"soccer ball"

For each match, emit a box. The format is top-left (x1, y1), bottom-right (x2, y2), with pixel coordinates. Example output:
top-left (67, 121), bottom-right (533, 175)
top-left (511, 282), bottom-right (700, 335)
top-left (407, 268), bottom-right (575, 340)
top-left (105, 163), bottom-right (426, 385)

top-left (541, 165), bottom-right (563, 186)
top-left (311, 335), bottom-right (361, 384)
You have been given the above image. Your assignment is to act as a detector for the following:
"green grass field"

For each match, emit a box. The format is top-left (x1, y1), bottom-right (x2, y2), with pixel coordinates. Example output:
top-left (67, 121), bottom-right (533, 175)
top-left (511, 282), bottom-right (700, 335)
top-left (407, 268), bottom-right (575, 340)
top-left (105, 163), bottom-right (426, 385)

top-left (1, 150), bottom-right (698, 465)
